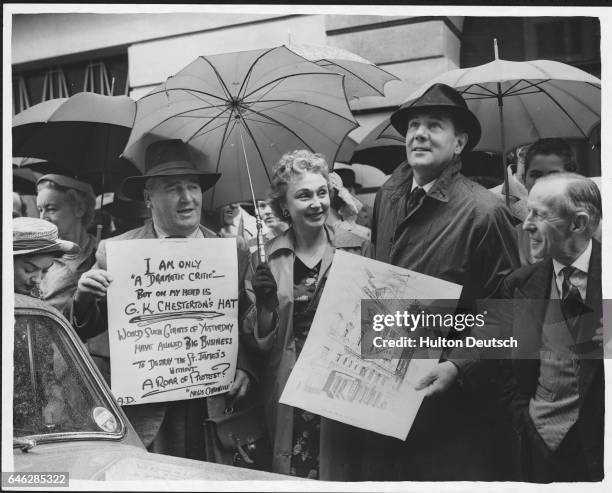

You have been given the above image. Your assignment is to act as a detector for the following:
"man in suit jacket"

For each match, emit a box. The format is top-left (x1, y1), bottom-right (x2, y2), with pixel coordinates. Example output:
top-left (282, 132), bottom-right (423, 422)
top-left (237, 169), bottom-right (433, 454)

top-left (496, 172), bottom-right (603, 482)
top-left (73, 139), bottom-right (254, 459)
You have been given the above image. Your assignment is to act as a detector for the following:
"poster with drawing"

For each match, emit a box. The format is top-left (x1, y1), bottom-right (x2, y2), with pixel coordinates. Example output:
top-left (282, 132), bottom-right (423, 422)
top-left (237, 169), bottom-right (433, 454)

top-left (106, 238), bottom-right (239, 406)
top-left (279, 251), bottom-right (462, 440)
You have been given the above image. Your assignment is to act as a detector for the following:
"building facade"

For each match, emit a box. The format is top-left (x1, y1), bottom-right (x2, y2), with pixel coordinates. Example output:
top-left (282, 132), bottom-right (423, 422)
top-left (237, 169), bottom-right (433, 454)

top-left (12, 13), bottom-right (601, 175)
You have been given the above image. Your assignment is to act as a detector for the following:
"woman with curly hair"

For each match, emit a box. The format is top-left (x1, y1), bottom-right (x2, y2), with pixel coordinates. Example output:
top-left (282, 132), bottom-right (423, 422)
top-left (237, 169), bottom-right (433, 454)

top-left (243, 150), bottom-right (369, 480)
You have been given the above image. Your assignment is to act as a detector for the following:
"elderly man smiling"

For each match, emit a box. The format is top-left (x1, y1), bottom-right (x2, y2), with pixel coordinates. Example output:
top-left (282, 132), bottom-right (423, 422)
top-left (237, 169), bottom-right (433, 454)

top-left (365, 83), bottom-right (520, 480)
top-left (72, 139), bottom-right (253, 459)
top-left (497, 173), bottom-right (603, 482)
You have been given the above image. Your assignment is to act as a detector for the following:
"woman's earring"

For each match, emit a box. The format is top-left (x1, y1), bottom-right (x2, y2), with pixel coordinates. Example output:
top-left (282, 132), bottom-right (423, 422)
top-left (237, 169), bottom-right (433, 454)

top-left (282, 209), bottom-right (289, 218)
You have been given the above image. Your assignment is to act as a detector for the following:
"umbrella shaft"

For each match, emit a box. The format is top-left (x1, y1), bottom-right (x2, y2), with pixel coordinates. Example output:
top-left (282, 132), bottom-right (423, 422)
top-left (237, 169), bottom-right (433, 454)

top-left (496, 82), bottom-right (510, 208)
top-left (238, 123), bottom-right (266, 264)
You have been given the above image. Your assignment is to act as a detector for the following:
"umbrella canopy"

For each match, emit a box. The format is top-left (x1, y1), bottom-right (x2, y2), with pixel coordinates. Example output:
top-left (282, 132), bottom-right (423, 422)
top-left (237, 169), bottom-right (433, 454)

top-left (13, 92), bottom-right (136, 193)
top-left (355, 54), bottom-right (600, 180)
top-left (350, 118), bottom-right (404, 173)
top-left (403, 56), bottom-right (601, 153)
top-left (12, 167), bottom-right (39, 195)
top-left (335, 135), bottom-right (358, 164)
top-left (286, 43), bottom-right (399, 101)
top-left (13, 155), bottom-right (140, 196)
top-left (123, 45), bottom-right (359, 210)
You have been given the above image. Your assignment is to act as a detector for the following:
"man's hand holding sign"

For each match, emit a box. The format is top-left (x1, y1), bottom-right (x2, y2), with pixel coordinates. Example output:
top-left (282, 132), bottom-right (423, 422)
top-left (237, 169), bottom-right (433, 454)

top-left (106, 238), bottom-right (240, 405)
top-left (72, 139), bottom-right (253, 456)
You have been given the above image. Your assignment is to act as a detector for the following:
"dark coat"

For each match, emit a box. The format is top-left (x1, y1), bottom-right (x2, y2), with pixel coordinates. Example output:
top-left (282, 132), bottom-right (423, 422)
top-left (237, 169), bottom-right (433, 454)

top-left (496, 240), bottom-right (604, 481)
top-left (372, 159), bottom-right (519, 307)
top-left (362, 158), bottom-right (521, 481)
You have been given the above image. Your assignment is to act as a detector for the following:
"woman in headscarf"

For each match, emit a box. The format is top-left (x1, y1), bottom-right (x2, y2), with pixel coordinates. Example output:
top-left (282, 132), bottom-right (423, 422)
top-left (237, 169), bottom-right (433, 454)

top-left (243, 150), bottom-right (369, 480)
top-left (36, 174), bottom-right (97, 316)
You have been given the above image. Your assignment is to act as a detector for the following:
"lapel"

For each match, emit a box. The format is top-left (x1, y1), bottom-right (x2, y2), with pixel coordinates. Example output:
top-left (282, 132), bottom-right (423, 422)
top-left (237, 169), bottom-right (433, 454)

top-left (576, 240), bottom-right (603, 387)
top-left (512, 259), bottom-right (553, 359)
top-left (392, 158), bottom-right (459, 237)
top-left (266, 226), bottom-right (339, 350)
top-left (584, 240), bottom-right (602, 309)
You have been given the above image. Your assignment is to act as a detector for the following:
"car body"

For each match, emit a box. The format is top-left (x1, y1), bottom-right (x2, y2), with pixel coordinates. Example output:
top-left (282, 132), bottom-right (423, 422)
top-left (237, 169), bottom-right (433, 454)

top-left (11, 294), bottom-right (287, 481)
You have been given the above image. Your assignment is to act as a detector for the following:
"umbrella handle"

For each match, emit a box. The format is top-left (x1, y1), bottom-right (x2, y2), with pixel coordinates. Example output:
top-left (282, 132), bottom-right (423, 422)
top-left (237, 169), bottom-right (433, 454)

top-left (256, 218), bottom-right (266, 265)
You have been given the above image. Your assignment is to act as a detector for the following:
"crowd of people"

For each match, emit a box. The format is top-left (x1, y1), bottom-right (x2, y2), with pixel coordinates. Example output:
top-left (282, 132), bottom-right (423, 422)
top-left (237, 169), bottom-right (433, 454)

top-left (12, 82), bottom-right (603, 483)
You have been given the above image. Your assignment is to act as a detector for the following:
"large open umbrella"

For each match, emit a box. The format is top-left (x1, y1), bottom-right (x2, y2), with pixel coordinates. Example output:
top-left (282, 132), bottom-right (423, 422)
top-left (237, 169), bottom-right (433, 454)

top-left (123, 45), bottom-right (358, 243)
top-left (13, 92), bottom-right (137, 198)
top-left (406, 43), bottom-right (600, 154)
top-left (123, 45), bottom-right (358, 261)
top-left (355, 45), bottom-right (601, 200)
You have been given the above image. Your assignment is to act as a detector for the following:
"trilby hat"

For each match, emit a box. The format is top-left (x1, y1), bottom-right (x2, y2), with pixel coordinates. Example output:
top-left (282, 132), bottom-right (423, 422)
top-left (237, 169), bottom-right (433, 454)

top-left (390, 83), bottom-right (482, 151)
top-left (121, 139), bottom-right (221, 200)
top-left (13, 217), bottom-right (79, 257)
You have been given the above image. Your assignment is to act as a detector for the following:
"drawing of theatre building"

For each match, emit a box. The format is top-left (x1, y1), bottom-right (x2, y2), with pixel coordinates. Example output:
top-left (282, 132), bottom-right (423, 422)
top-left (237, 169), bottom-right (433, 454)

top-left (302, 309), bottom-right (410, 410)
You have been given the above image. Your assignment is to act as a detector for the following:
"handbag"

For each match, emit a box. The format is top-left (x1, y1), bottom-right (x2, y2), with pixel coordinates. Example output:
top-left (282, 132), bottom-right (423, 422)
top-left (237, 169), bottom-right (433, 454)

top-left (204, 396), bottom-right (270, 470)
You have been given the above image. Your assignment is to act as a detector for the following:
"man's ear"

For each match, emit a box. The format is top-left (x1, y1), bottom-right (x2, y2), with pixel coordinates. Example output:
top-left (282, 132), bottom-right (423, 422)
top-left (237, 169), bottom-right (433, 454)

top-left (455, 132), bottom-right (468, 155)
top-left (143, 189), bottom-right (151, 207)
top-left (572, 211), bottom-right (590, 233)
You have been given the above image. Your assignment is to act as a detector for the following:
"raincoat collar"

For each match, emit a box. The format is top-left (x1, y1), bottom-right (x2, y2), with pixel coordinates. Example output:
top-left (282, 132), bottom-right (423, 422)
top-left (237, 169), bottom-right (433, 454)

top-left (267, 223), bottom-right (363, 258)
top-left (387, 156), bottom-right (462, 205)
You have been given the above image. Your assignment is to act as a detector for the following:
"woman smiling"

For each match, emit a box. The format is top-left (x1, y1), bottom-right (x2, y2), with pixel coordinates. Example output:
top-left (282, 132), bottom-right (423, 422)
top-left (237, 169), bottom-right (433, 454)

top-left (243, 150), bottom-right (369, 480)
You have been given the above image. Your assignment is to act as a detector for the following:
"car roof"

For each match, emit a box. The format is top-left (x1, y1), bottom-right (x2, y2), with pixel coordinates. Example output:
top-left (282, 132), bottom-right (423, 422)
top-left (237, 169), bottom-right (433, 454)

top-left (14, 293), bottom-right (66, 318)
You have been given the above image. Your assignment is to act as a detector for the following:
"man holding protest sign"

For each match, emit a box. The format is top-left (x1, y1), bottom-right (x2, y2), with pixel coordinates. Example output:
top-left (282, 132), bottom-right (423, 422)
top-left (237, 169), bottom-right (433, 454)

top-left (73, 139), bottom-right (254, 459)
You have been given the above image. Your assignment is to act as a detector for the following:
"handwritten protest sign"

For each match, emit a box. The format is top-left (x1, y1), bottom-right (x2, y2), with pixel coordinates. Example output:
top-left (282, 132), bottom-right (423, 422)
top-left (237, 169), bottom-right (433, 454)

top-left (106, 238), bottom-right (238, 406)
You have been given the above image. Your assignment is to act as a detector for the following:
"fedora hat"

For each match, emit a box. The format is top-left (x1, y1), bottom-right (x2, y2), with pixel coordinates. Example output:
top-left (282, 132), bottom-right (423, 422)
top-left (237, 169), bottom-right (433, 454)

top-left (390, 83), bottom-right (481, 151)
top-left (13, 217), bottom-right (79, 257)
top-left (121, 139), bottom-right (221, 200)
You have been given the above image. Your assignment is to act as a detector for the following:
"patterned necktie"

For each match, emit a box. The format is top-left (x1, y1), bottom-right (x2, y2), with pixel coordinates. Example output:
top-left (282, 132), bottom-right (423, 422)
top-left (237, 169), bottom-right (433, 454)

top-left (560, 266), bottom-right (583, 338)
top-left (405, 186), bottom-right (426, 216)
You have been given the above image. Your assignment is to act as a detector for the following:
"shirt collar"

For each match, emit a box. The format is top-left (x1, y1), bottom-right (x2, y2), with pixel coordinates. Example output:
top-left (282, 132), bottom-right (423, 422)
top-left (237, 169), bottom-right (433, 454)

top-left (154, 224), bottom-right (203, 239)
top-left (552, 239), bottom-right (592, 276)
top-left (412, 177), bottom-right (436, 193)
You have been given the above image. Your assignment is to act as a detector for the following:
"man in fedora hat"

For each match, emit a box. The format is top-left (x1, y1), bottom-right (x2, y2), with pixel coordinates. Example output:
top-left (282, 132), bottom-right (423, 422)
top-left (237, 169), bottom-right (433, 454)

top-left (72, 139), bottom-right (254, 459)
top-left (13, 217), bottom-right (79, 298)
top-left (364, 83), bottom-right (520, 480)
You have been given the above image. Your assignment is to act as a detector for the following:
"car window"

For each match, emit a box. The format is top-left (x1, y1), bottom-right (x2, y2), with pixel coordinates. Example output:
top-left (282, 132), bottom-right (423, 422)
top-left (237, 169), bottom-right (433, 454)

top-left (13, 313), bottom-right (122, 438)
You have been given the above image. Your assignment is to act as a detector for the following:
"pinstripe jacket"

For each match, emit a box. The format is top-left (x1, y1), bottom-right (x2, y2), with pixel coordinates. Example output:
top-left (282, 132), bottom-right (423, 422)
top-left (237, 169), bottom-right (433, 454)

top-left (497, 240), bottom-right (603, 481)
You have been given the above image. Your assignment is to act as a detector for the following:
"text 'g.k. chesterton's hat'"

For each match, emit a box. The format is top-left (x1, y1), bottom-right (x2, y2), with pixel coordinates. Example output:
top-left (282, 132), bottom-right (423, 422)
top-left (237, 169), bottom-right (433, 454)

top-left (390, 83), bottom-right (482, 151)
